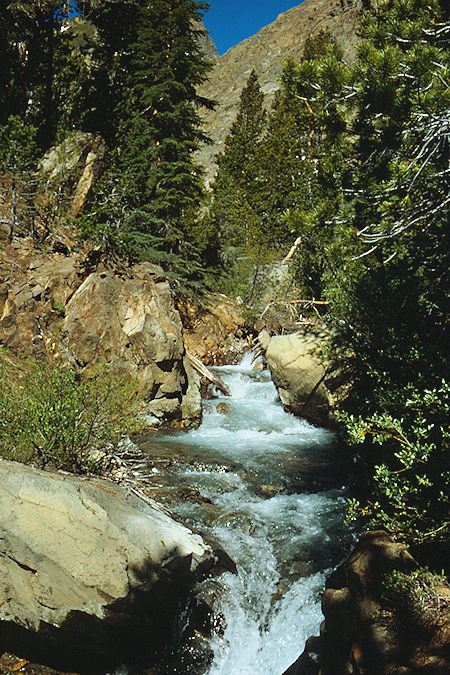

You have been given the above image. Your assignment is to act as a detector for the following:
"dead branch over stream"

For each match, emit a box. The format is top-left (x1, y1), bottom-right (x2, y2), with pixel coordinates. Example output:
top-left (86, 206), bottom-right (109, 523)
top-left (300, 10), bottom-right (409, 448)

top-left (186, 351), bottom-right (230, 396)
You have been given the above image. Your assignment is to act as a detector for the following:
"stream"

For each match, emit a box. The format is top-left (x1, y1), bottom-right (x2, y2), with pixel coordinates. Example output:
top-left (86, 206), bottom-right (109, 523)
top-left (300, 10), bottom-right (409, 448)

top-left (138, 352), bottom-right (355, 675)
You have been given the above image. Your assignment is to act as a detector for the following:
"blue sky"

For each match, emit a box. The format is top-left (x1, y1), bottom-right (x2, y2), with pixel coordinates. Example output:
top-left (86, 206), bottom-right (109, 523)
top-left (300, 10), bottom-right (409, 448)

top-left (67, 1), bottom-right (301, 56)
top-left (202, 1), bottom-right (301, 55)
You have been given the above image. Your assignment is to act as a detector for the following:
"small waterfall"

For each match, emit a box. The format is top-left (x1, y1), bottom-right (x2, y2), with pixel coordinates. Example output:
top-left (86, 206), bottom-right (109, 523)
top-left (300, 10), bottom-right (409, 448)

top-left (139, 352), bottom-right (353, 674)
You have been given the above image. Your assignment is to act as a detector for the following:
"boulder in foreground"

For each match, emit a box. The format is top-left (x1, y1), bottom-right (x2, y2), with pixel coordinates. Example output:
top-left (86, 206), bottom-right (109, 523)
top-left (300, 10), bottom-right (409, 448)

top-left (0, 459), bottom-right (215, 672)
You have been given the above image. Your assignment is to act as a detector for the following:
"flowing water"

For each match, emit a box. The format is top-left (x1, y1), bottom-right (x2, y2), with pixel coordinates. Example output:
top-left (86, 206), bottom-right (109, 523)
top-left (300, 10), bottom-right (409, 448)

top-left (138, 353), bottom-right (354, 675)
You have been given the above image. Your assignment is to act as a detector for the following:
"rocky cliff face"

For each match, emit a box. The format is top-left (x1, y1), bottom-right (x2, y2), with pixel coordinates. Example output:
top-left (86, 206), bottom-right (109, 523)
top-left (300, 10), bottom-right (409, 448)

top-left (197, 19), bottom-right (219, 63)
top-left (40, 130), bottom-right (105, 219)
top-left (197, 0), bottom-right (365, 182)
top-left (0, 238), bottom-right (201, 426)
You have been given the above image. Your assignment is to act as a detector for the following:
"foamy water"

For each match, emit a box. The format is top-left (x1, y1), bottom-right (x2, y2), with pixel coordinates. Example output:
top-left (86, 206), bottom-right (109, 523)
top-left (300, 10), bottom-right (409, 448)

top-left (143, 352), bottom-right (353, 674)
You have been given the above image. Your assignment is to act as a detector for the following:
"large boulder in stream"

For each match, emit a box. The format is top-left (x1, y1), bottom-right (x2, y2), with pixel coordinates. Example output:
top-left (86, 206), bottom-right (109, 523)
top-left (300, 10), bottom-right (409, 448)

top-left (284, 531), bottom-right (450, 675)
top-left (266, 329), bottom-right (352, 427)
top-left (0, 458), bottom-right (215, 671)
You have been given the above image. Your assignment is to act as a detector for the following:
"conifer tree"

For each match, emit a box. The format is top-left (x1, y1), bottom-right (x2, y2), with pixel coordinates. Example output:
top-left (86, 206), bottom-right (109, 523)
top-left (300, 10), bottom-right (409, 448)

top-left (116, 0), bottom-right (211, 246)
top-left (80, 0), bottom-right (139, 142)
top-left (277, 34), bottom-right (351, 295)
top-left (217, 69), bottom-right (266, 179)
top-left (0, 2), bottom-right (81, 147)
top-left (210, 69), bottom-right (266, 251)
top-left (253, 87), bottom-right (319, 247)
top-left (0, 3), bottom-right (24, 124)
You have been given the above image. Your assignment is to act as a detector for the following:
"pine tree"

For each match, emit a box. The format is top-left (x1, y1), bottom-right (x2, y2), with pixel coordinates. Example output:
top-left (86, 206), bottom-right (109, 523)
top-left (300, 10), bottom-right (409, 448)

top-left (210, 69), bottom-right (266, 252)
top-left (0, 2), bottom-right (25, 125)
top-left (0, 2), bottom-right (81, 147)
top-left (80, 0), bottom-right (139, 142)
top-left (116, 0), bottom-right (212, 245)
top-left (217, 69), bottom-right (266, 179)
top-left (258, 33), bottom-right (351, 296)
top-left (253, 87), bottom-right (319, 247)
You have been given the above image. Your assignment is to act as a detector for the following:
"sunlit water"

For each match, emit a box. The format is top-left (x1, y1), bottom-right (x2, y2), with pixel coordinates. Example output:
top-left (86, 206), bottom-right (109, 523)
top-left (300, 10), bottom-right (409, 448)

top-left (139, 353), bottom-right (354, 675)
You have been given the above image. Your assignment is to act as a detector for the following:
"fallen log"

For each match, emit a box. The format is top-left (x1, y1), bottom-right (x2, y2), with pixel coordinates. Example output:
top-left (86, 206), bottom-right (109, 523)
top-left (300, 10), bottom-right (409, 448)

top-left (186, 351), bottom-right (230, 396)
top-left (280, 236), bottom-right (302, 265)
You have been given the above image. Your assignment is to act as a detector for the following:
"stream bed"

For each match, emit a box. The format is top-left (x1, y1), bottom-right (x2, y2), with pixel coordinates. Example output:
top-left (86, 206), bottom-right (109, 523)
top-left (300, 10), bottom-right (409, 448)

top-left (138, 353), bottom-right (355, 675)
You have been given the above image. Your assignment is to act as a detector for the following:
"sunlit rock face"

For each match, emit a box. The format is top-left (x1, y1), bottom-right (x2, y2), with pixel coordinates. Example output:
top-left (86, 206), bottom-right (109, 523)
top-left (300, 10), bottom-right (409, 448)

top-left (266, 329), bottom-right (352, 427)
top-left (179, 293), bottom-right (248, 366)
top-left (0, 243), bottom-right (201, 425)
top-left (0, 458), bottom-right (215, 671)
top-left (40, 130), bottom-right (105, 217)
top-left (197, 18), bottom-right (220, 63)
top-left (62, 262), bottom-right (201, 423)
top-left (197, 0), bottom-right (365, 184)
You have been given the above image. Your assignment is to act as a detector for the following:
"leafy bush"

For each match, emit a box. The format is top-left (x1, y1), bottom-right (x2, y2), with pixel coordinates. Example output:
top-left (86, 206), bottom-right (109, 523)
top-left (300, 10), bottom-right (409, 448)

top-left (343, 381), bottom-right (449, 543)
top-left (0, 360), bottom-right (144, 474)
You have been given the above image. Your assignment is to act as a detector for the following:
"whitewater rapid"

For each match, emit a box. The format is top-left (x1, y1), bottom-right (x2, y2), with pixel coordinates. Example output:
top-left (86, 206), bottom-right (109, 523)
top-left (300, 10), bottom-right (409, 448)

top-left (140, 352), bottom-right (353, 674)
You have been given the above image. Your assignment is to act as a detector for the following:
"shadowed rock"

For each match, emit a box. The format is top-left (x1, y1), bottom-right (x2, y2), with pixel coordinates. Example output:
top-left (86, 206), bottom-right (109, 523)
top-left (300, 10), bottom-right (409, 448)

top-left (283, 531), bottom-right (450, 675)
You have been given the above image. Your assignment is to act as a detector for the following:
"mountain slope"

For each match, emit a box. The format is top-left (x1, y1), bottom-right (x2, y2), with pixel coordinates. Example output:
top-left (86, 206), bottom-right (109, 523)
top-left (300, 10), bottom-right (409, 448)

top-left (197, 0), bottom-right (366, 182)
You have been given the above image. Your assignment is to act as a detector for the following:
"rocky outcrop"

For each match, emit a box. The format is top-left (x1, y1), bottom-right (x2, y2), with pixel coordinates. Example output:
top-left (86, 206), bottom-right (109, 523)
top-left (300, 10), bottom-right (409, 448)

top-left (179, 294), bottom-right (250, 365)
top-left (63, 262), bottom-right (201, 422)
top-left (284, 531), bottom-right (450, 675)
top-left (265, 329), bottom-right (351, 427)
top-left (40, 131), bottom-right (105, 217)
top-left (0, 242), bottom-right (201, 425)
top-left (0, 245), bottom-right (79, 363)
top-left (0, 458), bottom-right (215, 672)
top-left (197, 0), bottom-right (365, 182)
top-left (197, 18), bottom-right (219, 63)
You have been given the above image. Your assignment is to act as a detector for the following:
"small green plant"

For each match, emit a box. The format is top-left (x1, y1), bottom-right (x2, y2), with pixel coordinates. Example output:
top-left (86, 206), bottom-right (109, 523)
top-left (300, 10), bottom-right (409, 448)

top-left (342, 381), bottom-right (449, 543)
top-left (52, 301), bottom-right (65, 317)
top-left (380, 568), bottom-right (447, 627)
top-left (0, 359), bottom-right (144, 474)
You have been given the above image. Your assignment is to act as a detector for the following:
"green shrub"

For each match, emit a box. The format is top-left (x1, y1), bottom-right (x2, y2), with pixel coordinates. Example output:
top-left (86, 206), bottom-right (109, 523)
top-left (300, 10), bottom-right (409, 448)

top-left (343, 381), bottom-right (449, 543)
top-left (380, 567), bottom-right (447, 627)
top-left (0, 360), bottom-right (144, 474)
top-left (52, 301), bottom-right (65, 317)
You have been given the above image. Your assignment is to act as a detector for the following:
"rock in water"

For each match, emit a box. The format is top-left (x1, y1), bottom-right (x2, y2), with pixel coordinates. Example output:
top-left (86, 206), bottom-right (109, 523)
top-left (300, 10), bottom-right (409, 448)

top-left (0, 458), bottom-right (215, 671)
top-left (284, 531), bottom-right (450, 675)
top-left (266, 330), bottom-right (351, 427)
